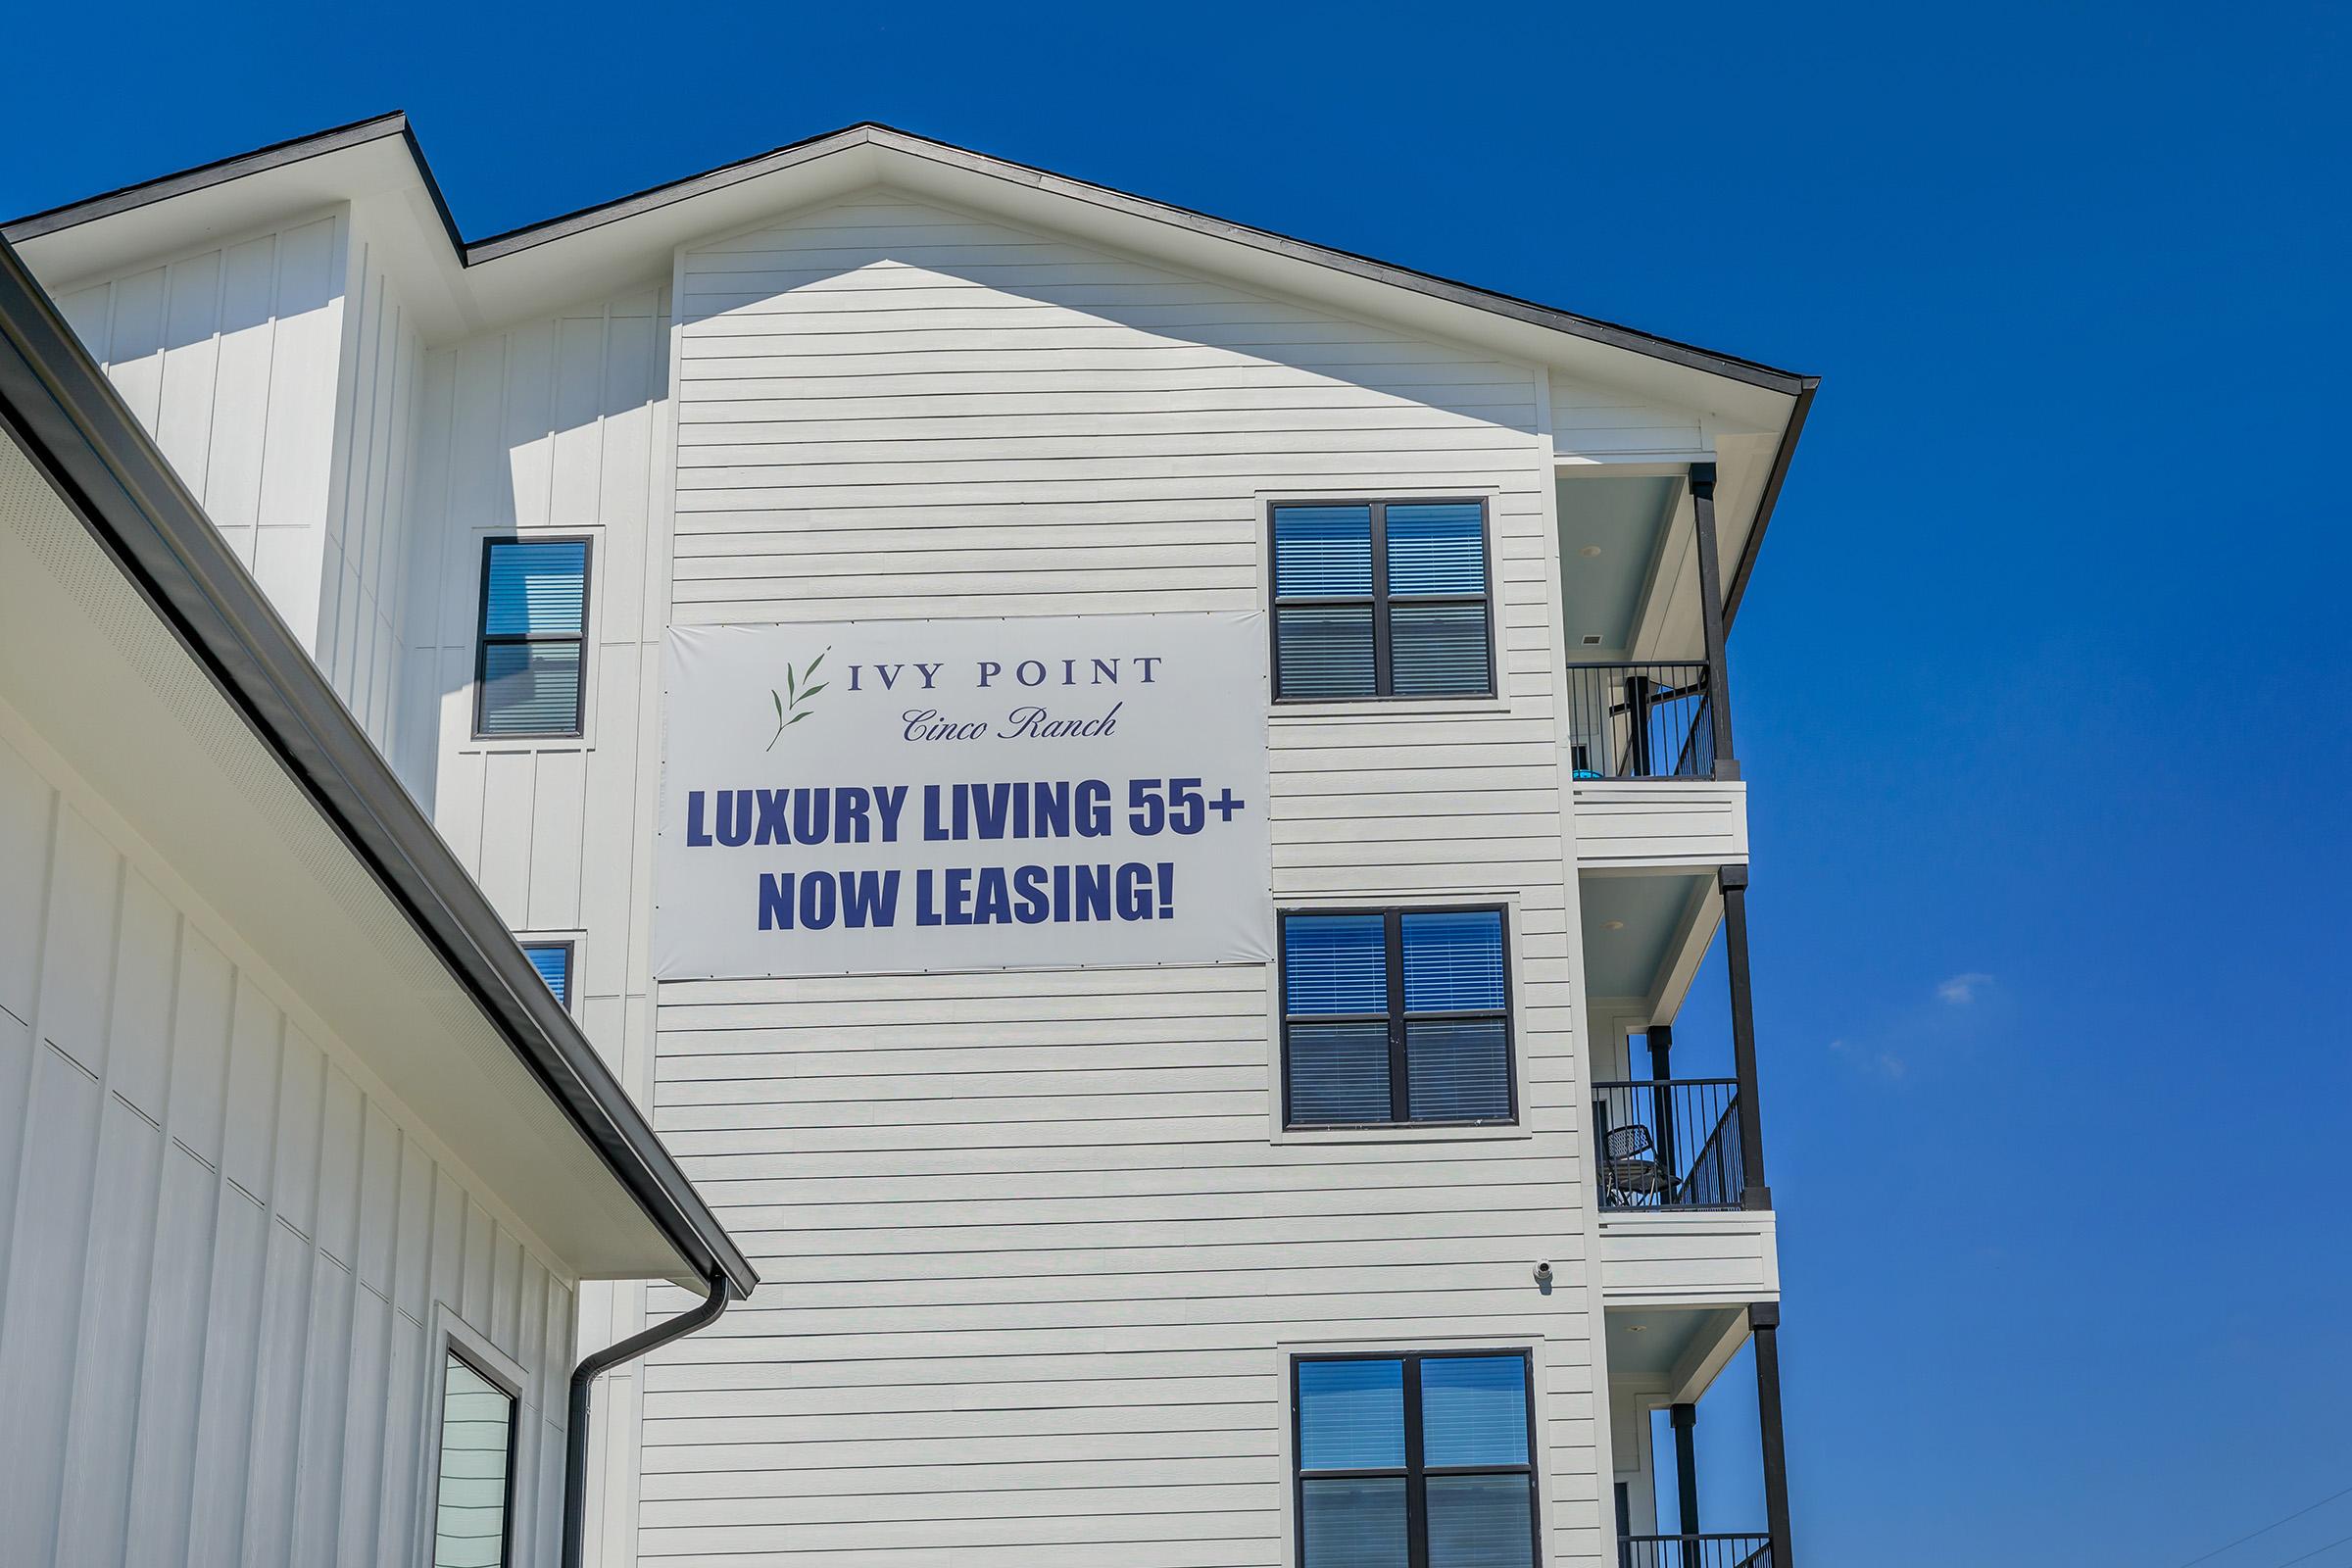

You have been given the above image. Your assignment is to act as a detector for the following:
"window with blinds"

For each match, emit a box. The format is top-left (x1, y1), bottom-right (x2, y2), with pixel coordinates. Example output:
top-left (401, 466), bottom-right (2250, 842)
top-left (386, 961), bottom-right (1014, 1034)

top-left (432, 1348), bottom-right (516, 1568)
top-left (1295, 1351), bottom-right (1540, 1568)
top-left (521, 942), bottom-right (572, 1009)
top-left (1281, 906), bottom-right (1513, 1126)
top-left (474, 538), bottom-right (590, 738)
top-left (1271, 500), bottom-right (1494, 700)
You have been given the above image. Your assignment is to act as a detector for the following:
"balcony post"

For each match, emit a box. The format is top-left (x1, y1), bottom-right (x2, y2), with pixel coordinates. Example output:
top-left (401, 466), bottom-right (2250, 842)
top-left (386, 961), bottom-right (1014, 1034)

top-left (1688, 463), bottom-right (1739, 781)
top-left (1669, 1400), bottom-right (1700, 1542)
top-left (1720, 864), bottom-right (1771, 1210)
top-left (1648, 1024), bottom-right (1678, 1196)
top-left (1750, 1301), bottom-right (1795, 1567)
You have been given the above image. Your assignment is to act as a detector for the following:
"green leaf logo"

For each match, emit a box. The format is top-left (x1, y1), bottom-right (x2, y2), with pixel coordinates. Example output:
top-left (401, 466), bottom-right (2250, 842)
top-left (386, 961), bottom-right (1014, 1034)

top-left (767, 649), bottom-right (830, 751)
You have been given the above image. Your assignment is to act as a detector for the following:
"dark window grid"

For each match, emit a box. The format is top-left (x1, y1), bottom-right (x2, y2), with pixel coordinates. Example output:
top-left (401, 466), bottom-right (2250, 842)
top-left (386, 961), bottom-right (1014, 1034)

top-left (443, 1341), bottom-right (521, 1568)
top-left (471, 536), bottom-right (593, 740)
top-left (1292, 1350), bottom-right (1543, 1568)
top-left (1280, 906), bottom-right (1517, 1128)
top-left (1269, 498), bottom-right (1496, 702)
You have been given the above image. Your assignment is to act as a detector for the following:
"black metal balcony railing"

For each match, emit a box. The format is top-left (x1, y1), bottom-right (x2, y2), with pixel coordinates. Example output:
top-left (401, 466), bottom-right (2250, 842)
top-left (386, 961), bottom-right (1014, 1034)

top-left (1566, 662), bottom-right (1716, 780)
top-left (1620, 1534), bottom-right (1773, 1568)
top-left (1592, 1079), bottom-right (1746, 1210)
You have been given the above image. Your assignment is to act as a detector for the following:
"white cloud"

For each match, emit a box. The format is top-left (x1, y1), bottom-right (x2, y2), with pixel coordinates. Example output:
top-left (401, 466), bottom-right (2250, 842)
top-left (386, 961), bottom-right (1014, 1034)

top-left (1936, 972), bottom-right (1994, 1005)
top-left (1830, 1037), bottom-right (1907, 1079)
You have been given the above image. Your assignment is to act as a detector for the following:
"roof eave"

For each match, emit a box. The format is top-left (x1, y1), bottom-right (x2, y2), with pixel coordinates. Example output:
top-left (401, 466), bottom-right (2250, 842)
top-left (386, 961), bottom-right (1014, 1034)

top-left (0, 236), bottom-right (757, 1298)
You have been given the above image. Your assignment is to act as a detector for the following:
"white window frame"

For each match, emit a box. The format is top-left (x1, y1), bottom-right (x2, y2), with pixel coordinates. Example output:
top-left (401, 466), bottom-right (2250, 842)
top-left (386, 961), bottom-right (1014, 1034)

top-left (416, 1306), bottom-right (528, 1568)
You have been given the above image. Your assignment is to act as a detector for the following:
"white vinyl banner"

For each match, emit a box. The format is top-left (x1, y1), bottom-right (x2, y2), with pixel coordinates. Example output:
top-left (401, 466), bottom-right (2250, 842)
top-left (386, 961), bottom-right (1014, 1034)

top-left (653, 613), bottom-right (1273, 979)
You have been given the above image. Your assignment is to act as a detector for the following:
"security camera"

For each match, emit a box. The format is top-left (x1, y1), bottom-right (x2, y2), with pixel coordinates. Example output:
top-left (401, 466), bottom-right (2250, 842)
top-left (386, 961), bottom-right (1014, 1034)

top-left (1533, 1262), bottom-right (1553, 1286)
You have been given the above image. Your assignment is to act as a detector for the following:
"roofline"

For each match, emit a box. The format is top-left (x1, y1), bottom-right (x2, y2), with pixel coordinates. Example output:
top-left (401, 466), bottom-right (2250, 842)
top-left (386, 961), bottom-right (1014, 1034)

top-left (1725, 375), bottom-right (1819, 629)
top-left (0, 237), bottom-right (757, 1298)
top-left (5, 115), bottom-right (1814, 397)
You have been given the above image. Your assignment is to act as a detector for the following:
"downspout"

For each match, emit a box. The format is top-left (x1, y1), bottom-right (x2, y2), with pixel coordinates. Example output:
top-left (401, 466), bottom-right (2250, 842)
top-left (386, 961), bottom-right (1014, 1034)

top-left (562, 1265), bottom-right (736, 1568)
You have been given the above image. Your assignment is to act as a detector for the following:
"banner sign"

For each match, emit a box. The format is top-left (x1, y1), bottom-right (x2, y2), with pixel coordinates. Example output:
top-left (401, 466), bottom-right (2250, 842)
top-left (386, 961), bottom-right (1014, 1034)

top-left (653, 613), bottom-right (1273, 979)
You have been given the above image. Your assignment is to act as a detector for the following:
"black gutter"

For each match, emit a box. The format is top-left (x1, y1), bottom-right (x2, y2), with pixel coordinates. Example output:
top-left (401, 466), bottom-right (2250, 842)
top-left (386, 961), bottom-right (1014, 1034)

top-left (0, 236), bottom-right (757, 1300)
top-left (4, 116), bottom-right (1812, 397)
top-left (564, 1267), bottom-right (735, 1568)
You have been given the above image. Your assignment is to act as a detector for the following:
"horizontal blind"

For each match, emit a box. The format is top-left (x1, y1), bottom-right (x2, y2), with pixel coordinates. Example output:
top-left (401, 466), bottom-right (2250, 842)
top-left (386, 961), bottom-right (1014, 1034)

top-left (1419, 1356), bottom-right (1530, 1465)
top-left (1399, 910), bottom-right (1504, 1011)
top-left (1272, 505), bottom-right (1374, 597)
top-left (1384, 502), bottom-right (1486, 595)
top-left (482, 540), bottom-right (586, 636)
top-left (1284, 913), bottom-right (1388, 1013)
top-left (1298, 1358), bottom-right (1405, 1468)
top-left (522, 944), bottom-right (569, 1006)
top-left (478, 643), bottom-right (583, 736)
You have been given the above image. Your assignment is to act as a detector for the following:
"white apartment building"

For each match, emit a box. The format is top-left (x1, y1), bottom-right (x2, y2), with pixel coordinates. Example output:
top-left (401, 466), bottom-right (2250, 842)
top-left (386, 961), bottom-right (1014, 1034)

top-left (3, 113), bottom-right (1819, 1568)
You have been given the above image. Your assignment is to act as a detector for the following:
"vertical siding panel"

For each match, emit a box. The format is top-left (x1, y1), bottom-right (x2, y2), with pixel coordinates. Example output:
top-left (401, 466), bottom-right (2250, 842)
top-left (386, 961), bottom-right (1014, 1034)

top-left (477, 750), bottom-right (535, 920)
top-left (502, 320), bottom-right (557, 531)
top-left (34, 803), bottom-right (119, 1076)
top-left (376, 1306), bottom-right (426, 1568)
top-left (156, 248), bottom-right (225, 497)
top-left (99, 267), bottom-right (168, 429)
top-left (106, 866), bottom-right (177, 1120)
top-left (0, 734), bottom-right (51, 1031)
top-left (528, 748), bottom-right (587, 930)
top-left (55, 280), bottom-right (115, 355)
top-left (122, 1143), bottom-right (219, 1568)
top-left (219, 979), bottom-right (282, 1204)
top-left (463, 1199), bottom-right (495, 1330)
top-left (551, 313), bottom-right (608, 526)
top-left (0, 1047), bottom-right (106, 1560)
top-left (185, 1189), bottom-right (268, 1568)
top-left (336, 1285), bottom-right (394, 1565)
top-left (208, 231), bottom-right (282, 552)
top-left (53, 1095), bottom-right (166, 1566)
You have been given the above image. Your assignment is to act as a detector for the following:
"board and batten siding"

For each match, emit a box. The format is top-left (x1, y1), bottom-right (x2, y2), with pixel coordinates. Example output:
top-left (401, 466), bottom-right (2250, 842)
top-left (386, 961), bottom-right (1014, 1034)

top-left (45, 207), bottom-right (427, 772)
top-left (316, 220), bottom-right (427, 773)
top-left (623, 194), bottom-right (1607, 1565)
top-left (398, 283), bottom-right (682, 1562)
top-left (0, 706), bottom-right (576, 1568)
top-left (50, 213), bottom-right (348, 657)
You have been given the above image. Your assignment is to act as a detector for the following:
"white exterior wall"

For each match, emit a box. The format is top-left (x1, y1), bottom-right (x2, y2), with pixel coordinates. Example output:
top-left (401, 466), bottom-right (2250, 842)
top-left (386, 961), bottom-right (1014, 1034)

top-left (318, 217), bottom-right (427, 773)
top-left (47, 207), bottom-right (430, 775)
top-left (0, 706), bottom-right (578, 1568)
top-left (51, 212), bottom-right (350, 654)
top-left (591, 194), bottom-right (1615, 1565)
top-left (398, 283), bottom-right (681, 1560)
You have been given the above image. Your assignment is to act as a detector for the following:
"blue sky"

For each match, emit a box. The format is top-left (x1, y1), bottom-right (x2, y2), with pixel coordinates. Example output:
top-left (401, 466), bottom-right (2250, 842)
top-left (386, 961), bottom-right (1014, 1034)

top-left (5, 3), bottom-right (2348, 1563)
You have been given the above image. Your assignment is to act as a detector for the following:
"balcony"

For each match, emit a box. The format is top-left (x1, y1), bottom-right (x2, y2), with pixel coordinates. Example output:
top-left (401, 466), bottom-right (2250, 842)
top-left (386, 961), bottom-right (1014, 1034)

top-left (1620, 1536), bottom-right (1773, 1568)
top-left (1607, 1304), bottom-right (1790, 1568)
top-left (1569, 662), bottom-right (1745, 870)
top-left (1567, 662), bottom-right (1717, 782)
top-left (1584, 865), bottom-right (1775, 1306)
top-left (1594, 1077), bottom-right (1747, 1210)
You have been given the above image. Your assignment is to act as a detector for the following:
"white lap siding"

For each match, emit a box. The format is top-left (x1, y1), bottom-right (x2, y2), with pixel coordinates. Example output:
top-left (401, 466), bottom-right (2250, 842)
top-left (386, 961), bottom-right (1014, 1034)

top-left (0, 712), bottom-right (576, 1568)
top-left (628, 197), bottom-right (1605, 1565)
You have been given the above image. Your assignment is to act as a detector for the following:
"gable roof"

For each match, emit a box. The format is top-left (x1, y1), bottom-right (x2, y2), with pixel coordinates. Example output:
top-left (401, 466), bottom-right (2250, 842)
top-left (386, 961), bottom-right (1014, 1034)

top-left (9, 114), bottom-right (1810, 390)
top-left (4, 113), bottom-right (1816, 618)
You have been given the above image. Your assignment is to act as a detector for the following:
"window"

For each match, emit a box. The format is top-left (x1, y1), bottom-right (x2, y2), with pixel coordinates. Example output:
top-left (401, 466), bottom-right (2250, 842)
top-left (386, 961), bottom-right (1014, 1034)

top-left (521, 942), bottom-right (572, 1009)
top-left (1281, 907), bottom-right (1513, 1127)
top-left (1295, 1351), bottom-right (1540, 1568)
top-left (1271, 500), bottom-right (1493, 700)
top-left (432, 1347), bottom-right (517, 1568)
top-left (474, 538), bottom-right (589, 738)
